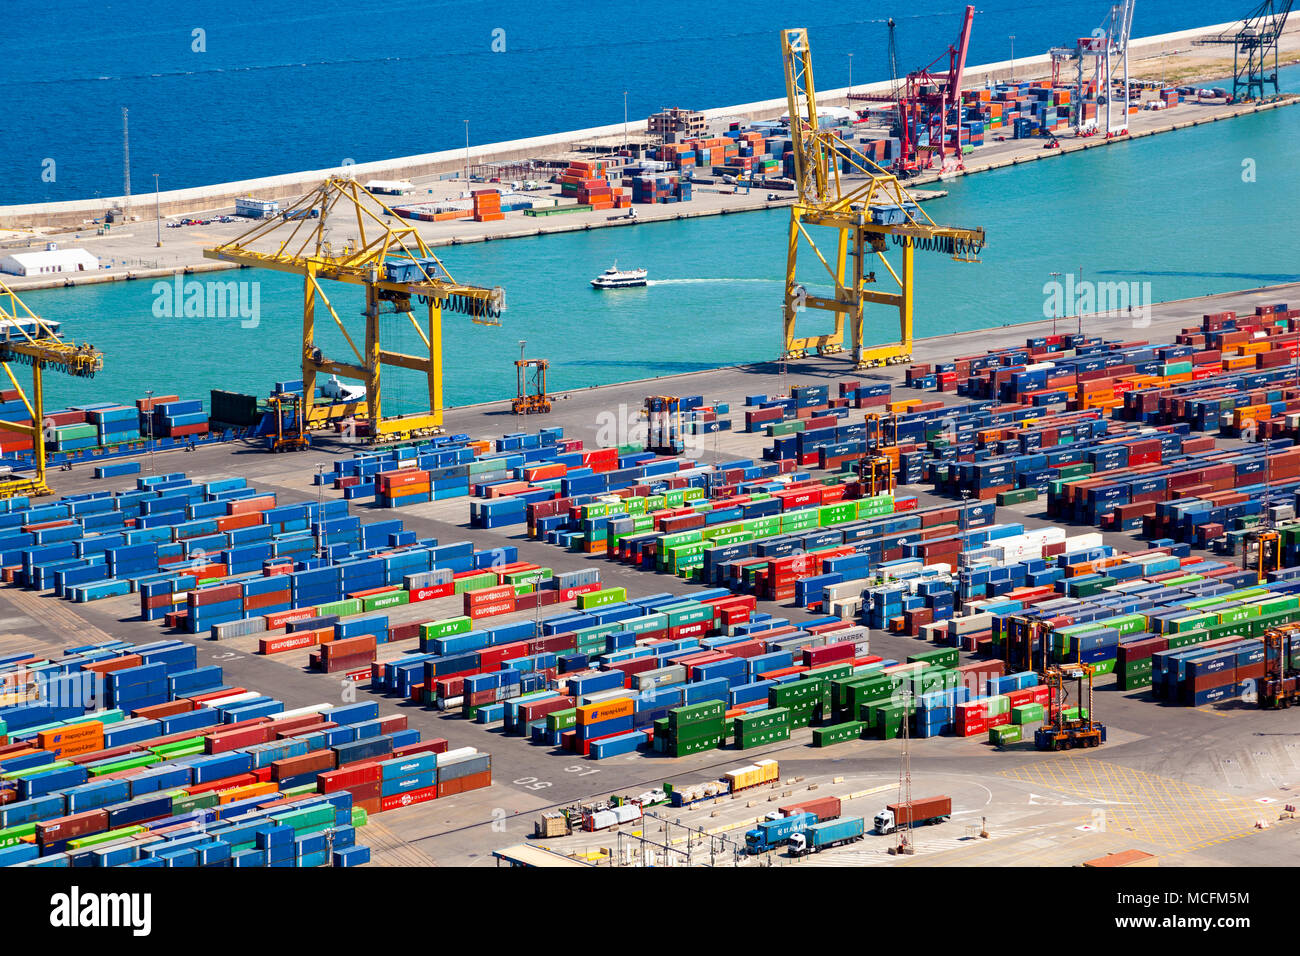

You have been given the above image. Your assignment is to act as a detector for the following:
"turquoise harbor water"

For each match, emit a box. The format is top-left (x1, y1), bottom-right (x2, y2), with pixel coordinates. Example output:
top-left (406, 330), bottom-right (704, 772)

top-left (21, 66), bottom-right (1300, 414)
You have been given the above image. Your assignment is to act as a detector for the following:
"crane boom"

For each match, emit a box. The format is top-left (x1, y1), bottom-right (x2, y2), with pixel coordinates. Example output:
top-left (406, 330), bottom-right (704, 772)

top-left (1193, 0), bottom-right (1293, 101)
top-left (0, 280), bottom-right (105, 498)
top-left (205, 177), bottom-right (505, 440)
top-left (780, 28), bottom-right (985, 367)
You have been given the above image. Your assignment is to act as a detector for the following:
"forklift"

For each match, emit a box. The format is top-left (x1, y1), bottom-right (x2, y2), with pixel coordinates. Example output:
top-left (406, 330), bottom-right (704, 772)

top-left (1260, 625), bottom-right (1300, 709)
top-left (1034, 662), bottom-right (1106, 751)
top-left (857, 412), bottom-right (898, 497)
top-left (512, 342), bottom-right (551, 414)
top-left (1003, 614), bottom-right (1053, 675)
top-left (644, 395), bottom-right (684, 455)
top-left (1242, 527), bottom-right (1281, 583)
top-left (1003, 615), bottom-right (1106, 750)
top-left (266, 393), bottom-right (310, 452)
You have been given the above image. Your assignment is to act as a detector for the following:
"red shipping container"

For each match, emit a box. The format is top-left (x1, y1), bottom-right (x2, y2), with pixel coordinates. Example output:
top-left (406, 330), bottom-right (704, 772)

top-left (185, 773), bottom-right (258, 796)
top-left (271, 749), bottom-right (336, 781)
top-left (264, 607), bottom-right (319, 629)
top-left (319, 763), bottom-right (382, 792)
top-left (260, 631), bottom-right (319, 655)
top-left (380, 785), bottom-right (439, 812)
top-left (36, 808), bottom-right (108, 845)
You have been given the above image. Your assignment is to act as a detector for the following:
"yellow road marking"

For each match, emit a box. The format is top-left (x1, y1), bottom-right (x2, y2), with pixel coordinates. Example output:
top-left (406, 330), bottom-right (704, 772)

top-left (1000, 757), bottom-right (1265, 851)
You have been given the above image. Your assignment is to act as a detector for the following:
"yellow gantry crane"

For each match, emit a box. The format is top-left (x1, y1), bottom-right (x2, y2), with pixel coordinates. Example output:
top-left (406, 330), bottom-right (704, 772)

top-left (780, 28), bottom-right (987, 367)
top-left (0, 279), bottom-right (104, 498)
top-left (204, 177), bottom-right (505, 441)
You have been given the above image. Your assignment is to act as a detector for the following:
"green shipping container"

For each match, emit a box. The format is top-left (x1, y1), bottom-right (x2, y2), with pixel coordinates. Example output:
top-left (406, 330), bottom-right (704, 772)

top-left (546, 709), bottom-right (578, 732)
top-left (0, 822), bottom-right (36, 849)
top-left (671, 735), bottom-right (722, 757)
top-left (769, 678), bottom-right (822, 708)
top-left (812, 721), bottom-right (865, 746)
top-left (909, 648), bottom-right (959, 669)
top-left (315, 598), bottom-right (364, 617)
top-left (733, 707), bottom-right (789, 735)
top-left (1011, 702), bottom-right (1044, 724)
top-left (422, 616), bottom-right (472, 641)
top-left (577, 587), bottom-right (628, 609)
top-left (989, 725), bottom-right (1023, 745)
top-left (738, 726), bottom-right (792, 749)
top-left (364, 590), bottom-right (409, 612)
top-left (669, 700), bottom-right (725, 726)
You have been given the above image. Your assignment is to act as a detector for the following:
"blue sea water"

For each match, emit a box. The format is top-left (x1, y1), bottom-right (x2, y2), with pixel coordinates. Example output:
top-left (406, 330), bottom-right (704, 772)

top-left (19, 63), bottom-right (1300, 415)
top-left (3, 0), bottom-right (1233, 203)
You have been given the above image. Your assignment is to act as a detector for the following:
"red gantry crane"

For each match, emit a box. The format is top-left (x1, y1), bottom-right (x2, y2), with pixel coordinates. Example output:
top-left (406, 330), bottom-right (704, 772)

top-left (849, 5), bottom-right (975, 175)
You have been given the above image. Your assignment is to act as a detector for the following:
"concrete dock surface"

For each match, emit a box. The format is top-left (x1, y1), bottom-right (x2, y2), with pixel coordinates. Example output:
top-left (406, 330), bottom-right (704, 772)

top-left (3, 281), bottom-right (1299, 866)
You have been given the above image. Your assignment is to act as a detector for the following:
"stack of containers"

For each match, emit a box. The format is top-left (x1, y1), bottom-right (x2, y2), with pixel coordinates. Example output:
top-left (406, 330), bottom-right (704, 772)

top-left (0, 388), bottom-right (33, 454)
top-left (571, 698), bottom-right (636, 756)
top-left (0, 641), bottom-right (496, 866)
top-left (149, 400), bottom-right (208, 439)
top-left (376, 468), bottom-right (431, 508)
top-left (85, 404), bottom-right (141, 447)
top-left (46, 409), bottom-right (98, 453)
top-left (471, 189), bottom-right (503, 222)
top-left (660, 699), bottom-right (725, 756)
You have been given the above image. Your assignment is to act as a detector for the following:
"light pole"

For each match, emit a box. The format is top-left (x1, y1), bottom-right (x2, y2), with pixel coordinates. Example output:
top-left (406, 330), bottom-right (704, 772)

top-left (1077, 265), bottom-right (1084, 337)
top-left (1009, 35), bottom-right (1016, 81)
top-left (463, 120), bottom-right (470, 183)
top-left (153, 174), bottom-right (161, 247)
top-left (145, 389), bottom-right (155, 475)
top-left (315, 464), bottom-right (326, 561)
top-left (847, 53), bottom-right (854, 102)
top-left (623, 91), bottom-right (629, 154)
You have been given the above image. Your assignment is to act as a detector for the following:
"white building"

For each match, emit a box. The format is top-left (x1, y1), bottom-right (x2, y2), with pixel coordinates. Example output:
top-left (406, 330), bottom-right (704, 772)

top-left (0, 248), bottom-right (100, 276)
top-left (778, 105), bottom-right (854, 126)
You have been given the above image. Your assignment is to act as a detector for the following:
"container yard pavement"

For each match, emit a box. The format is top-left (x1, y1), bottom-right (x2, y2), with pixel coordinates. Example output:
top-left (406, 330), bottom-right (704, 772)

top-left (3, 94), bottom-right (1294, 293)
top-left (4, 282), bottom-right (1300, 866)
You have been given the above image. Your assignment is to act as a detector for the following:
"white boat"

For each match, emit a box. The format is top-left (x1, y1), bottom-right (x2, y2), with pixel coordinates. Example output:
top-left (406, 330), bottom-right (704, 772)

top-left (590, 263), bottom-right (647, 289)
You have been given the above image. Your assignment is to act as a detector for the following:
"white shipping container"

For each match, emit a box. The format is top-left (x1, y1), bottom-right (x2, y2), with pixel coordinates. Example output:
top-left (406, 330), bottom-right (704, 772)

top-left (830, 598), bottom-right (861, 620)
top-left (199, 690), bottom-right (259, 707)
top-left (1064, 532), bottom-right (1104, 552)
top-left (948, 612), bottom-right (994, 636)
top-left (437, 746), bottom-right (479, 766)
top-left (276, 703), bottom-right (331, 720)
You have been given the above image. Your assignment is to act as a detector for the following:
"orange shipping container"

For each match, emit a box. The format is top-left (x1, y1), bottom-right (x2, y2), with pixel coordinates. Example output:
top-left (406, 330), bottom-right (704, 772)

top-left (576, 697), bottom-right (633, 725)
top-left (37, 721), bottom-right (105, 759)
top-left (218, 781), bottom-right (279, 804)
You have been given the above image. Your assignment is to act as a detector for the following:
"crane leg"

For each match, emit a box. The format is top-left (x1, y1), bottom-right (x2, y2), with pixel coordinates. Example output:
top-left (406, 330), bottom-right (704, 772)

top-left (427, 299), bottom-right (443, 429)
top-left (782, 214), bottom-right (802, 359)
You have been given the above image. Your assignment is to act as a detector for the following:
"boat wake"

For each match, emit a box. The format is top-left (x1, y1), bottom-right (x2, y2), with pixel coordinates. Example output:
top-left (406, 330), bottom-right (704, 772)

top-left (646, 278), bottom-right (781, 286)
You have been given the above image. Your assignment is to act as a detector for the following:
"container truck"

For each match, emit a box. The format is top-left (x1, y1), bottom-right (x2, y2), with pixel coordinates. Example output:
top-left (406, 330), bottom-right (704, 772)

top-left (788, 816), bottom-right (866, 856)
top-left (873, 795), bottom-right (951, 835)
top-left (744, 810), bottom-right (819, 854)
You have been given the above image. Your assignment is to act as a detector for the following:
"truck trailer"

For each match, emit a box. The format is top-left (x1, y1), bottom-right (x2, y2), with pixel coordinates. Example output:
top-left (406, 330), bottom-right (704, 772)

top-left (873, 795), bottom-right (952, 835)
top-left (788, 816), bottom-right (866, 856)
top-left (779, 796), bottom-right (841, 822)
